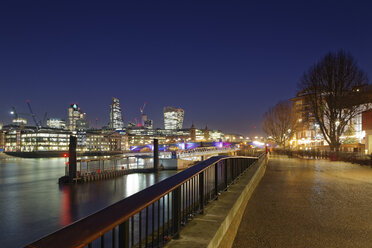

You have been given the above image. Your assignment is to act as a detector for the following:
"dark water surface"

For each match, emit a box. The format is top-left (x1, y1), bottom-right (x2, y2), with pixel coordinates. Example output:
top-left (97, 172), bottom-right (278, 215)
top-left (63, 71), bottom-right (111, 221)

top-left (0, 154), bottom-right (177, 247)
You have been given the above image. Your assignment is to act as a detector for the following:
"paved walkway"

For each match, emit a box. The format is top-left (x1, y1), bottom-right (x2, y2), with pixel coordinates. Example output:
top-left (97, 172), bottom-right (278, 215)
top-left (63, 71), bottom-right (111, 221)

top-left (232, 155), bottom-right (372, 248)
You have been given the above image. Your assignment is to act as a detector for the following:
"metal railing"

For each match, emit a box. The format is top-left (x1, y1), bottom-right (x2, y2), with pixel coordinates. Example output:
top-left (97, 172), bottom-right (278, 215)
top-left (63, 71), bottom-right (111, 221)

top-left (26, 154), bottom-right (265, 248)
top-left (178, 146), bottom-right (239, 158)
top-left (73, 156), bottom-right (154, 176)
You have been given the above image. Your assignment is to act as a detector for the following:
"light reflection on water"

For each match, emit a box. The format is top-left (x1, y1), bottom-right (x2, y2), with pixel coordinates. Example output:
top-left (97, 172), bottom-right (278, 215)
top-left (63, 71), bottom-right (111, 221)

top-left (0, 154), bottom-right (176, 248)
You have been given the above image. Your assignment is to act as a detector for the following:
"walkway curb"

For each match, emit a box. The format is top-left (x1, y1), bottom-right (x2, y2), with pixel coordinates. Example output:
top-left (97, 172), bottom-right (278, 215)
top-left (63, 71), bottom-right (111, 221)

top-left (165, 156), bottom-right (267, 248)
top-left (212, 156), bottom-right (267, 248)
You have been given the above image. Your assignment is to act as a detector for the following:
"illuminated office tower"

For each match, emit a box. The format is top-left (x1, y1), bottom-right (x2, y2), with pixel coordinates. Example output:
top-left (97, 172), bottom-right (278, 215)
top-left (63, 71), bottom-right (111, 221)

top-left (68, 104), bottom-right (86, 131)
top-left (164, 107), bottom-right (184, 130)
top-left (47, 118), bottom-right (66, 129)
top-left (109, 97), bottom-right (124, 130)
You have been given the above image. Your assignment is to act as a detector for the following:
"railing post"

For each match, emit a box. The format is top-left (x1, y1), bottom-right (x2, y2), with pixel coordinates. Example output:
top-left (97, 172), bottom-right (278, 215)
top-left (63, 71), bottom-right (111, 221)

top-left (118, 220), bottom-right (129, 248)
top-left (224, 159), bottom-right (228, 188)
top-left (172, 187), bottom-right (181, 239)
top-left (237, 158), bottom-right (240, 176)
top-left (154, 139), bottom-right (159, 172)
top-left (68, 135), bottom-right (77, 183)
top-left (214, 163), bottom-right (218, 198)
top-left (231, 158), bottom-right (234, 181)
top-left (199, 171), bottom-right (204, 214)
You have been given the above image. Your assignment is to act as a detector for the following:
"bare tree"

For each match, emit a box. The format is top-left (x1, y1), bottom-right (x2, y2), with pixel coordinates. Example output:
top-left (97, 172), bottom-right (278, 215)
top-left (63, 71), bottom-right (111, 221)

top-left (299, 50), bottom-right (368, 152)
top-left (262, 101), bottom-right (296, 147)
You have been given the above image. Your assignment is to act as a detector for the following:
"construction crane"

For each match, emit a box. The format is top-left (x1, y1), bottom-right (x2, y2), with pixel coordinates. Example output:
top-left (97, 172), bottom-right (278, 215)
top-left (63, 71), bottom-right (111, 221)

top-left (26, 100), bottom-right (42, 128)
top-left (139, 102), bottom-right (147, 127)
top-left (42, 112), bottom-right (48, 127)
top-left (10, 106), bottom-right (19, 119)
top-left (140, 102), bottom-right (147, 115)
top-left (10, 106), bottom-right (30, 119)
top-left (134, 117), bottom-right (139, 126)
top-left (9, 106), bottom-right (30, 129)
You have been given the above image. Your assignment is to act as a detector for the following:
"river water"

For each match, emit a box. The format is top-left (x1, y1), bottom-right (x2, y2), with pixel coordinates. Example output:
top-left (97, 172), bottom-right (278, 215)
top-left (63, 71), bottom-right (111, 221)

top-left (0, 154), bottom-right (177, 247)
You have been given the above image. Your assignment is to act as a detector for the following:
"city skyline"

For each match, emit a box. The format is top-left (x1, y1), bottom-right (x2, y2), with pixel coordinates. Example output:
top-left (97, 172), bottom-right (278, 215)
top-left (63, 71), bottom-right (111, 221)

top-left (1, 1), bottom-right (372, 136)
top-left (3, 98), bottom-right (206, 130)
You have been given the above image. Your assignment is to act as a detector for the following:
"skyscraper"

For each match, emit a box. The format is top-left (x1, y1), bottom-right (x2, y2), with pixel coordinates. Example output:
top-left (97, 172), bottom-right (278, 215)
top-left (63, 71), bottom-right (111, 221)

top-left (109, 97), bottom-right (124, 130)
top-left (68, 104), bottom-right (86, 131)
top-left (47, 118), bottom-right (66, 129)
top-left (164, 107), bottom-right (184, 130)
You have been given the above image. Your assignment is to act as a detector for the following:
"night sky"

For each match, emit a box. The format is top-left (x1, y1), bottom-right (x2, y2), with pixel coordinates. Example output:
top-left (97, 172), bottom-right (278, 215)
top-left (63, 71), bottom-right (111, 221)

top-left (1, 1), bottom-right (371, 136)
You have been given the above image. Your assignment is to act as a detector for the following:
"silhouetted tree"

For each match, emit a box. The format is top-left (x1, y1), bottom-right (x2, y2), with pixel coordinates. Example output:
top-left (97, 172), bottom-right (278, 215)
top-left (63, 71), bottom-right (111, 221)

top-left (262, 101), bottom-right (296, 147)
top-left (299, 50), bottom-right (368, 152)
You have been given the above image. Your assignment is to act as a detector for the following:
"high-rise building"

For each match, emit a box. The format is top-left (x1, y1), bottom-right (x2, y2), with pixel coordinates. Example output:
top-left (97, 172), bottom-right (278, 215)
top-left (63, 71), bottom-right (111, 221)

top-left (12, 118), bottom-right (27, 126)
top-left (68, 104), bottom-right (86, 131)
top-left (109, 97), bottom-right (124, 130)
top-left (144, 119), bottom-right (153, 129)
top-left (47, 118), bottom-right (66, 129)
top-left (0, 123), bottom-right (3, 150)
top-left (164, 107), bottom-right (184, 130)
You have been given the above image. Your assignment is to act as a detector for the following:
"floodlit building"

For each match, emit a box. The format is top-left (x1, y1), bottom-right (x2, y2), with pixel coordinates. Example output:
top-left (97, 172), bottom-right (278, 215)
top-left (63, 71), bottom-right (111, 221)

top-left (209, 129), bottom-right (224, 141)
top-left (144, 119), bottom-right (153, 129)
top-left (0, 122), bottom-right (3, 130)
top-left (0, 131), bottom-right (5, 150)
top-left (68, 104), bottom-right (86, 131)
top-left (47, 118), bottom-right (66, 129)
top-left (362, 109), bottom-right (372, 154)
top-left (2, 125), bottom-right (124, 153)
top-left (290, 92), bottom-right (322, 149)
top-left (5, 128), bottom-right (70, 152)
top-left (164, 107), bottom-right (184, 130)
top-left (290, 86), bottom-right (372, 151)
top-left (82, 131), bottom-right (122, 152)
top-left (12, 118), bottom-right (27, 126)
top-left (109, 97), bottom-right (124, 130)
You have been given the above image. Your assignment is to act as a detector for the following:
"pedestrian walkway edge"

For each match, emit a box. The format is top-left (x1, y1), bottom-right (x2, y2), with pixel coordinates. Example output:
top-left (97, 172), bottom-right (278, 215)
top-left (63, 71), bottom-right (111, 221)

top-left (212, 156), bottom-right (267, 248)
top-left (164, 156), bottom-right (267, 248)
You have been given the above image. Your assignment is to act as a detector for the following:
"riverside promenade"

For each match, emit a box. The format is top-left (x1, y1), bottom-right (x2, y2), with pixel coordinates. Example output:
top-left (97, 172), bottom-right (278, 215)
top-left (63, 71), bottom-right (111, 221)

top-left (233, 155), bottom-right (372, 248)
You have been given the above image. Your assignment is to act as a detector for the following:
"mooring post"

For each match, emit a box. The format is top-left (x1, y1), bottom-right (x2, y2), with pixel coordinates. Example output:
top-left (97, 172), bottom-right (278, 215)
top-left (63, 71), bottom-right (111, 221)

top-left (68, 135), bottom-right (77, 183)
top-left (154, 139), bottom-right (159, 172)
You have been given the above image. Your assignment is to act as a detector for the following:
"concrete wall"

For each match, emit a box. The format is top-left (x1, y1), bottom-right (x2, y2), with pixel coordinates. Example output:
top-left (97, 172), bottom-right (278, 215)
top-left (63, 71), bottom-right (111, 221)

top-left (160, 158), bottom-right (197, 170)
top-left (212, 156), bottom-right (267, 248)
top-left (164, 156), bottom-right (267, 248)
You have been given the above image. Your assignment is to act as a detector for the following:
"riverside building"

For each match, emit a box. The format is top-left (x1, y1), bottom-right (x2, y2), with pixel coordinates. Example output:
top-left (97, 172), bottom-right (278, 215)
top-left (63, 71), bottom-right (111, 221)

top-left (47, 118), bottom-right (66, 129)
top-left (68, 104), bottom-right (86, 131)
top-left (109, 97), bottom-right (124, 130)
top-left (4, 126), bottom-right (70, 152)
top-left (164, 107), bottom-right (184, 130)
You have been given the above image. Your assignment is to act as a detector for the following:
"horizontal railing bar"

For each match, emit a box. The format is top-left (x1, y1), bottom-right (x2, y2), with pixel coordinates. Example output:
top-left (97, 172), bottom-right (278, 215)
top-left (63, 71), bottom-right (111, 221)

top-left (26, 154), bottom-right (263, 248)
top-left (76, 147), bottom-right (240, 162)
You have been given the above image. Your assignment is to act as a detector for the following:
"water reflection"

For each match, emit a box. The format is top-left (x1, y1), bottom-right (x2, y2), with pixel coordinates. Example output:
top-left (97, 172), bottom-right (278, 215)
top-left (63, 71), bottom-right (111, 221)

top-left (0, 154), bottom-right (176, 248)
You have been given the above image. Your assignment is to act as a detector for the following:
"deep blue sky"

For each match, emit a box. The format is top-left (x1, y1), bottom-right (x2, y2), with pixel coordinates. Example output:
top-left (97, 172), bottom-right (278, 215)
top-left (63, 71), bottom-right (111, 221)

top-left (1, 1), bottom-right (371, 136)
